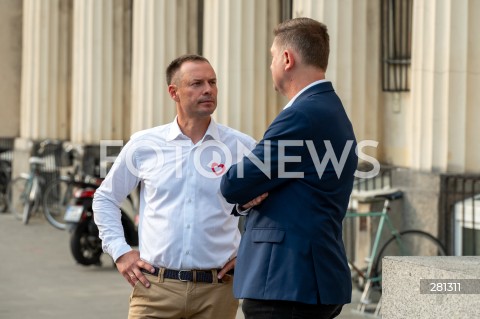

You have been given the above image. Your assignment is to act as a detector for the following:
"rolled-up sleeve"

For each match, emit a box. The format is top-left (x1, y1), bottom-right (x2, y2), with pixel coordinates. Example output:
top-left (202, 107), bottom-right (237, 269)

top-left (93, 140), bottom-right (140, 261)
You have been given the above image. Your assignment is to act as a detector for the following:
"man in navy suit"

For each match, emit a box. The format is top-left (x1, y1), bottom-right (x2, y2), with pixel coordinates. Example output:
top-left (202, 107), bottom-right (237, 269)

top-left (220, 17), bottom-right (357, 319)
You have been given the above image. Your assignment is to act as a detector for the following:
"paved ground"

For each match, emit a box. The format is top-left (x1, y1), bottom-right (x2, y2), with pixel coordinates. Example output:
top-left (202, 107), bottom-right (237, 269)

top-left (0, 212), bottom-right (374, 319)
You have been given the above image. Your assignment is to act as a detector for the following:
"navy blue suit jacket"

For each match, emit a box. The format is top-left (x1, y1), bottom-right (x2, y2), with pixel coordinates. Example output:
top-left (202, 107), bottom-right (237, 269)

top-left (220, 82), bottom-right (357, 305)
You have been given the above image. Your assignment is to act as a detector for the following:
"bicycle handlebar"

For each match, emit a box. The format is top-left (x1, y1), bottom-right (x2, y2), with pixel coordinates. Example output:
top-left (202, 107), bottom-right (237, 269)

top-left (38, 139), bottom-right (62, 155)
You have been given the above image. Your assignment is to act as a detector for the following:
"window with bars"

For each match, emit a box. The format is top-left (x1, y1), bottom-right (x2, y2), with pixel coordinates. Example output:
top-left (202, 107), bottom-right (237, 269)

top-left (281, 0), bottom-right (293, 22)
top-left (381, 0), bottom-right (413, 92)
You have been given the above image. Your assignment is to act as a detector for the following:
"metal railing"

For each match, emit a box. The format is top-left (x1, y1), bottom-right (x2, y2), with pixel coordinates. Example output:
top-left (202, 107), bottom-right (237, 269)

top-left (440, 174), bottom-right (480, 256)
top-left (353, 164), bottom-right (393, 191)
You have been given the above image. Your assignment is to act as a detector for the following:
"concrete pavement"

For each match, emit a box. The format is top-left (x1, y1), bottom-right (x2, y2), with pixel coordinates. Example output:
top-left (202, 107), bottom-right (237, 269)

top-left (0, 212), bottom-right (129, 319)
top-left (0, 212), bottom-right (371, 319)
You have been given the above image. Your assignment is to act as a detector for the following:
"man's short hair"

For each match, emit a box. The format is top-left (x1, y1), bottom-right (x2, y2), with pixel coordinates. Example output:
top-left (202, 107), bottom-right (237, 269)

top-left (273, 17), bottom-right (330, 71)
top-left (166, 54), bottom-right (210, 85)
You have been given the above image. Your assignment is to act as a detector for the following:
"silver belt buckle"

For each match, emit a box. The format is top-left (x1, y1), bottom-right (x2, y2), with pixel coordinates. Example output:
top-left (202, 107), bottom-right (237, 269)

top-left (178, 270), bottom-right (189, 282)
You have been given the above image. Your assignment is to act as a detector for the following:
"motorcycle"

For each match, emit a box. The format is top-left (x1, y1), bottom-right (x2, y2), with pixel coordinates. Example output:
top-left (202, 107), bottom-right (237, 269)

top-left (65, 181), bottom-right (138, 266)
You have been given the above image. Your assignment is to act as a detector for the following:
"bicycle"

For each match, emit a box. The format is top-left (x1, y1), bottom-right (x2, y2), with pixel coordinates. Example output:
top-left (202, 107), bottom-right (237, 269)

top-left (42, 143), bottom-right (103, 230)
top-left (7, 140), bottom-right (61, 224)
top-left (7, 156), bottom-right (46, 224)
top-left (0, 154), bottom-right (12, 212)
top-left (43, 171), bottom-right (103, 230)
top-left (344, 188), bottom-right (446, 315)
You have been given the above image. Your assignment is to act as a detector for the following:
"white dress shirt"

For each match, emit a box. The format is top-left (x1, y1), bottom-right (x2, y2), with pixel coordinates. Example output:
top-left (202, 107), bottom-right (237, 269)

top-left (93, 118), bottom-right (256, 270)
top-left (283, 79), bottom-right (329, 110)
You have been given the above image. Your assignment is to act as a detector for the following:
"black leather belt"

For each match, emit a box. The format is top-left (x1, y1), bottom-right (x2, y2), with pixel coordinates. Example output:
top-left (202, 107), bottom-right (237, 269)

top-left (142, 267), bottom-right (233, 283)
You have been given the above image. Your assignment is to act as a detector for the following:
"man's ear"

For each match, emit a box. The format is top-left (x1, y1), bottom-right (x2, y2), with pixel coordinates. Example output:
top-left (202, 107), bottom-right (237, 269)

top-left (168, 85), bottom-right (179, 101)
top-left (283, 50), bottom-right (295, 71)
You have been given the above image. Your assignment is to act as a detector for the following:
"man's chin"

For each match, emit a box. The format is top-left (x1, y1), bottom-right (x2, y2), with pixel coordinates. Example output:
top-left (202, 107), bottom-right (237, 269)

top-left (200, 102), bottom-right (216, 109)
top-left (199, 106), bottom-right (216, 116)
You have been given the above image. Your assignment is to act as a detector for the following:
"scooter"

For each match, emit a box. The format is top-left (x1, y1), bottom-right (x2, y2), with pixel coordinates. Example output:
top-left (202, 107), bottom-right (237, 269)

top-left (65, 182), bottom-right (138, 266)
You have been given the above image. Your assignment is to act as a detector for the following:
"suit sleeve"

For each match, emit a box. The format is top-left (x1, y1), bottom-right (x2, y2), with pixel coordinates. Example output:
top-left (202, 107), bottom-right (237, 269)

top-left (221, 109), bottom-right (310, 205)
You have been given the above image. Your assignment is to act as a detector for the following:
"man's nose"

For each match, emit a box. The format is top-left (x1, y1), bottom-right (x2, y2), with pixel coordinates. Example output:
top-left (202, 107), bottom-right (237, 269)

top-left (203, 83), bottom-right (215, 94)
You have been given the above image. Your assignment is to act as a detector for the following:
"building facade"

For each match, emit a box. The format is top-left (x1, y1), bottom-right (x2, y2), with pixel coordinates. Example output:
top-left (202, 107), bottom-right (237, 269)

top-left (0, 0), bottom-right (479, 252)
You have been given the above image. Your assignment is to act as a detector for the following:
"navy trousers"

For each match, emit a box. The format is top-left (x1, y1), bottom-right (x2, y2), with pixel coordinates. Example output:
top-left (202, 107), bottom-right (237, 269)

top-left (242, 299), bottom-right (343, 319)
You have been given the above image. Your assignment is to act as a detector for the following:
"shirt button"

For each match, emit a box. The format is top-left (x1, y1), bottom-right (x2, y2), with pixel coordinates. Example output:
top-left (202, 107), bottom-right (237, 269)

top-left (186, 251), bottom-right (190, 255)
top-left (186, 224), bottom-right (190, 229)
top-left (187, 199), bottom-right (192, 203)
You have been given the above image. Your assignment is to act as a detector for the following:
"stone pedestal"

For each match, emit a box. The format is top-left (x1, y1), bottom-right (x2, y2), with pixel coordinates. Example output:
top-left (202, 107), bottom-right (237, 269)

top-left (383, 256), bottom-right (480, 318)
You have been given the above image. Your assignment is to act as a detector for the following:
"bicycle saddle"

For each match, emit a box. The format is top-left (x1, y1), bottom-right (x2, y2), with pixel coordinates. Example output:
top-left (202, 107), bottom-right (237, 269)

top-left (29, 157), bottom-right (45, 165)
top-left (351, 188), bottom-right (403, 201)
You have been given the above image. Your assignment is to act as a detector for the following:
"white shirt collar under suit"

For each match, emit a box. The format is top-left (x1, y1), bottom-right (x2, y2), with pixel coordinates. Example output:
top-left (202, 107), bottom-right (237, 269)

top-left (283, 79), bottom-right (329, 110)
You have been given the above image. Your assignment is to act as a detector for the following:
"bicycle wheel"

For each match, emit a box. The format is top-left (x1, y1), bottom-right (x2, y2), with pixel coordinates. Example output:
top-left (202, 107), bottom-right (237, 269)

top-left (0, 193), bottom-right (7, 213)
top-left (43, 179), bottom-right (74, 230)
top-left (22, 199), bottom-right (34, 224)
top-left (22, 178), bottom-right (40, 225)
top-left (0, 164), bottom-right (10, 212)
top-left (7, 176), bottom-right (29, 220)
top-left (373, 230), bottom-right (446, 279)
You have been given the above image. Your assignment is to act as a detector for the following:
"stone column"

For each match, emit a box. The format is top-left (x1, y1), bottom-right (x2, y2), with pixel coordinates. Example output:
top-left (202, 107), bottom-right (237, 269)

top-left (14, 0), bottom-right (72, 179)
top-left (0, 0), bottom-right (22, 138)
top-left (409, 0), bottom-right (480, 172)
top-left (130, 0), bottom-right (198, 133)
top-left (20, 0), bottom-right (72, 140)
top-left (71, 0), bottom-right (129, 144)
top-left (203, 0), bottom-right (283, 140)
top-left (292, 0), bottom-right (381, 152)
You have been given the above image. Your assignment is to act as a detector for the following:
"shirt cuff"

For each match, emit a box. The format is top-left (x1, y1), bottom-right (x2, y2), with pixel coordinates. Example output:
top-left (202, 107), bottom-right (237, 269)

top-left (110, 242), bottom-right (133, 262)
top-left (235, 204), bottom-right (251, 216)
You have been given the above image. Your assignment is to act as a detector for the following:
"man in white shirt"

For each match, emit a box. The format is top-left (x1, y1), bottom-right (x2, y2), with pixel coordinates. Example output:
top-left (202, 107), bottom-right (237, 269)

top-left (93, 54), bottom-right (256, 319)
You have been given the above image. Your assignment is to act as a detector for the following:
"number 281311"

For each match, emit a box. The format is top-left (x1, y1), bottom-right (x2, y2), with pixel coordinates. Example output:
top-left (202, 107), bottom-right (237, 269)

top-left (429, 282), bottom-right (461, 292)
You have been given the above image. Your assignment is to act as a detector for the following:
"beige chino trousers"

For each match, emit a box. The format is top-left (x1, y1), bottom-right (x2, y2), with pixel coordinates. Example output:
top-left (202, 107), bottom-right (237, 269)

top-left (128, 271), bottom-right (238, 319)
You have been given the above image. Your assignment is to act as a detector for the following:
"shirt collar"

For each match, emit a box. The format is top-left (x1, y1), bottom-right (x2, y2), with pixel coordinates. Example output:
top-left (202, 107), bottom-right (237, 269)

top-left (166, 116), bottom-right (220, 142)
top-left (203, 118), bottom-right (220, 141)
top-left (283, 79), bottom-right (329, 110)
top-left (166, 116), bottom-right (184, 141)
